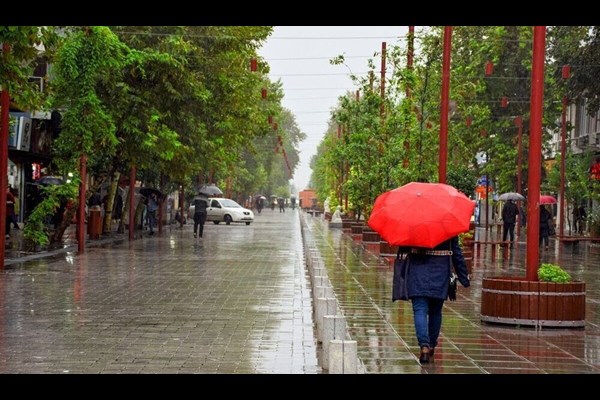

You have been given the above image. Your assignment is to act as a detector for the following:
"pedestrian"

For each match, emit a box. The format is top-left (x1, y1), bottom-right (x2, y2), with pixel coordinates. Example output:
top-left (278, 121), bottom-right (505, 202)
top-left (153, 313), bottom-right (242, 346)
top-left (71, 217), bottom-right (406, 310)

top-left (255, 197), bottom-right (263, 214)
top-left (6, 186), bottom-right (16, 239)
top-left (278, 197), bottom-right (285, 213)
top-left (192, 192), bottom-right (208, 238)
top-left (9, 186), bottom-right (19, 229)
top-left (540, 205), bottom-right (553, 250)
top-left (576, 205), bottom-right (586, 234)
top-left (400, 236), bottom-right (470, 364)
top-left (501, 199), bottom-right (519, 247)
top-left (145, 192), bottom-right (159, 235)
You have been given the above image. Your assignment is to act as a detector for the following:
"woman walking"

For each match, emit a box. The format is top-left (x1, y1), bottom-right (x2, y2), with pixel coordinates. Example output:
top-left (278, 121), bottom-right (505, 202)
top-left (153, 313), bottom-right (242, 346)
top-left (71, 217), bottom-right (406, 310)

top-left (401, 236), bottom-right (470, 364)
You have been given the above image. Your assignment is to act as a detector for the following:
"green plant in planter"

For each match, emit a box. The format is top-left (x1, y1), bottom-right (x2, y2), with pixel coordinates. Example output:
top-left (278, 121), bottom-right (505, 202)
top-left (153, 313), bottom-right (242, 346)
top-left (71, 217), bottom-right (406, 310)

top-left (538, 263), bottom-right (572, 283)
top-left (588, 207), bottom-right (600, 237)
top-left (458, 231), bottom-right (474, 248)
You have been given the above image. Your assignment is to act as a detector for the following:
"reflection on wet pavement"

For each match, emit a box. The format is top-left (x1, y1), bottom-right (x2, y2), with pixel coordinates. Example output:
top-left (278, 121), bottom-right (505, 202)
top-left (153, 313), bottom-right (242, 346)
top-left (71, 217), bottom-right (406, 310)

top-left (0, 210), bottom-right (318, 374)
top-left (304, 216), bottom-right (600, 374)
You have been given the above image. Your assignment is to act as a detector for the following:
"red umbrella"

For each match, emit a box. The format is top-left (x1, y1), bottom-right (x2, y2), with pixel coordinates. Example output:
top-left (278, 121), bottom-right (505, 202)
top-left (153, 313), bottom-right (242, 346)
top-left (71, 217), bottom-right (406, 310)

top-left (368, 182), bottom-right (475, 248)
top-left (540, 195), bottom-right (557, 204)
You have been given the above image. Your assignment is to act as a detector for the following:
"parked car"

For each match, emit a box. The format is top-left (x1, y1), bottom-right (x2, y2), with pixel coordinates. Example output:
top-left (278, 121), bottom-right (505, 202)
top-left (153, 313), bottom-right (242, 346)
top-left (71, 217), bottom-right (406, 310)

top-left (188, 198), bottom-right (254, 225)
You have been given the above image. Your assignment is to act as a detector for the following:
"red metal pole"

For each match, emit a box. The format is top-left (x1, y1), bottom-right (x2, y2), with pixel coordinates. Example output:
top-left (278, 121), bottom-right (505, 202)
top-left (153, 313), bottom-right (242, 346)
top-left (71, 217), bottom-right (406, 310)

top-left (439, 26), bottom-right (452, 184)
top-left (0, 43), bottom-right (10, 269)
top-left (559, 96), bottom-right (568, 237)
top-left (406, 26), bottom-right (415, 98)
top-left (380, 42), bottom-right (386, 119)
top-left (77, 155), bottom-right (87, 253)
top-left (516, 117), bottom-right (523, 236)
top-left (526, 26), bottom-right (546, 282)
top-left (404, 26), bottom-right (415, 168)
top-left (128, 166), bottom-right (136, 241)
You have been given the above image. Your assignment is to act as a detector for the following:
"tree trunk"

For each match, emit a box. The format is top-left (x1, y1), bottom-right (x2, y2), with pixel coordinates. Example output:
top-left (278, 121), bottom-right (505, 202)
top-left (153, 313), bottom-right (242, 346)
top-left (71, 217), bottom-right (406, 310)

top-left (102, 171), bottom-right (121, 234)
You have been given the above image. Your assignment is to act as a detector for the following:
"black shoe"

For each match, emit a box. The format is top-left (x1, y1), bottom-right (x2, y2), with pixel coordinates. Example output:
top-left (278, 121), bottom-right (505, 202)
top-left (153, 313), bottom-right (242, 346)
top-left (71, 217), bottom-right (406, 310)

top-left (419, 346), bottom-right (430, 364)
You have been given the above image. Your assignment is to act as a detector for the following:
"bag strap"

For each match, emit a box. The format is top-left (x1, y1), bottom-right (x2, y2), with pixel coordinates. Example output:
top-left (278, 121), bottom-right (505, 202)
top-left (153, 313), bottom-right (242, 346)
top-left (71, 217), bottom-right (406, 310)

top-left (396, 247), bottom-right (402, 259)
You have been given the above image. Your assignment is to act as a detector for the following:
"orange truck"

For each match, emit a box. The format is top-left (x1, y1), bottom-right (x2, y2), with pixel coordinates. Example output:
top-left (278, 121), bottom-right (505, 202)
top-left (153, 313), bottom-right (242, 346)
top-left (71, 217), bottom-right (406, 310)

top-left (299, 189), bottom-right (317, 210)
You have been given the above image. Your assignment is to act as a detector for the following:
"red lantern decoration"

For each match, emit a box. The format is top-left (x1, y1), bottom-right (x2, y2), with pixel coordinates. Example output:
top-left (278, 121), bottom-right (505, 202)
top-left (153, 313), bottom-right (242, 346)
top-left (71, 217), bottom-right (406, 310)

top-left (268, 115), bottom-right (273, 124)
top-left (261, 88), bottom-right (267, 99)
top-left (426, 121), bottom-right (432, 129)
top-left (501, 96), bottom-right (508, 108)
top-left (514, 116), bottom-right (522, 127)
top-left (466, 116), bottom-right (472, 127)
top-left (480, 129), bottom-right (487, 138)
top-left (273, 122), bottom-right (278, 131)
top-left (485, 61), bottom-right (494, 76)
top-left (562, 65), bottom-right (571, 80)
top-left (250, 58), bottom-right (257, 72)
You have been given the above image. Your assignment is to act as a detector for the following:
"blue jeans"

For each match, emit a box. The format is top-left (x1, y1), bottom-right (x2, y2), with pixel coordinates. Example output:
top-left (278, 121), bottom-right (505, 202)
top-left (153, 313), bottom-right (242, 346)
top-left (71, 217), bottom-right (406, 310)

top-left (411, 296), bottom-right (445, 349)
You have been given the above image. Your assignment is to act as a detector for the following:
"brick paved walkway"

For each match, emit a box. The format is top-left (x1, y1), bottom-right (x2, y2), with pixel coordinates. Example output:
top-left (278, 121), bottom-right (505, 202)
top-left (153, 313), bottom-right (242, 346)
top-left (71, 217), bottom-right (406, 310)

top-left (1, 209), bottom-right (318, 373)
top-left (302, 216), bottom-right (600, 374)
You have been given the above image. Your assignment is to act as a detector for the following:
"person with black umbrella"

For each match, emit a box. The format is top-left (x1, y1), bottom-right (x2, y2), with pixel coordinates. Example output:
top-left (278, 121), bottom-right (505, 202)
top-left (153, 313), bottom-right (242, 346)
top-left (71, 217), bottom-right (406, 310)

top-left (192, 192), bottom-right (209, 238)
top-left (501, 199), bottom-right (519, 247)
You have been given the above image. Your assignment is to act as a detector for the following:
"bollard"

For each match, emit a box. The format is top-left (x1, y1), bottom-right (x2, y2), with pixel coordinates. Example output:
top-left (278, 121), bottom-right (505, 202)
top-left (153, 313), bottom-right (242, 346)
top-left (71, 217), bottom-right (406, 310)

top-left (328, 340), bottom-right (358, 374)
top-left (313, 284), bottom-right (331, 305)
top-left (322, 315), bottom-right (347, 369)
top-left (312, 285), bottom-right (327, 305)
top-left (312, 275), bottom-right (331, 290)
top-left (316, 297), bottom-right (338, 342)
top-left (315, 297), bottom-right (328, 341)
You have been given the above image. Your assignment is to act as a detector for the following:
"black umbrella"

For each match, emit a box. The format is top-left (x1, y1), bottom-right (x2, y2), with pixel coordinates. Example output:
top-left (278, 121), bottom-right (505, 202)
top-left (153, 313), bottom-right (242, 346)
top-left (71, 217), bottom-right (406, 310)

top-left (140, 187), bottom-right (164, 200)
top-left (36, 176), bottom-right (64, 185)
top-left (198, 184), bottom-right (223, 197)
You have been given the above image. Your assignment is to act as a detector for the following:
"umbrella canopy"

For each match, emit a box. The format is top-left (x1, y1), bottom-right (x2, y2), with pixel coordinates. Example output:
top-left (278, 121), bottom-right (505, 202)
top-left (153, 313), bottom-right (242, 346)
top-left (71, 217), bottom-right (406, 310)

top-left (540, 195), bottom-right (557, 204)
top-left (140, 187), bottom-right (164, 200)
top-left (35, 176), bottom-right (64, 186)
top-left (498, 192), bottom-right (525, 201)
top-left (198, 184), bottom-right (223, 197)
top-left (368, 182), bottom-right (475, 248)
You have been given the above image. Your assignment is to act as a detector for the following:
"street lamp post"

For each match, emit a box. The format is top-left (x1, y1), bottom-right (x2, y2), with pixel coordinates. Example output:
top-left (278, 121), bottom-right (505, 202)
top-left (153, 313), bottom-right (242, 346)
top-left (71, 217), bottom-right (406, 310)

top-left (439, 26), bottom-right (452, 184)
top-left (515, 116), bottom-right (523, 236)
top-left (0, 42), bottom-right (11, 269)
top-left (559, 65), bottom-right (570, 238)
top-left (526, 26), bottom-right (546, 282)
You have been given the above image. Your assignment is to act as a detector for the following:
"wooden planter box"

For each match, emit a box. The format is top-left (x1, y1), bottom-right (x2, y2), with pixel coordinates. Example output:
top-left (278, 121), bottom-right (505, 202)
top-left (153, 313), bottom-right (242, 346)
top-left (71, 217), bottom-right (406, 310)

top-left (481, 277), bottom-right (585, 328)
top-left (350, 223), bottom-right (365, 241)
top-left (341, 218), bottom-right (354, 232)
top-left (462, 249), bottom-right (474, 274)
top-left (362, 228), bottom-right (381, 254)
top-left (379, 241), bottom-right (399, 266)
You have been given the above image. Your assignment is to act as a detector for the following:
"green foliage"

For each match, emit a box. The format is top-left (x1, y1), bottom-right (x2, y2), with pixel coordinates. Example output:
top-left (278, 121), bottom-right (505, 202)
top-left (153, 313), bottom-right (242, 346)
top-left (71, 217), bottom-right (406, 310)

top-left (458, 231), bottom-right (473, 247)
top-left (22, 182), bottom-right (79, 248)
top-left (447, 166), bottom-right (478, 197)
top-left (538, 263), bottom-right (572, 283)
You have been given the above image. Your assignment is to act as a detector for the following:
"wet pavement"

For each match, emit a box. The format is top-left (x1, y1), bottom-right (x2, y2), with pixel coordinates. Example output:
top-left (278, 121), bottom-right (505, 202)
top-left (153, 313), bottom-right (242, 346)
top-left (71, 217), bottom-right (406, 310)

top-left (1, 210), bottom-right (318, 373)
top-left (303, 218), bottom-right (600, 374)
top-left (3, 210), bottom-right (600, 373)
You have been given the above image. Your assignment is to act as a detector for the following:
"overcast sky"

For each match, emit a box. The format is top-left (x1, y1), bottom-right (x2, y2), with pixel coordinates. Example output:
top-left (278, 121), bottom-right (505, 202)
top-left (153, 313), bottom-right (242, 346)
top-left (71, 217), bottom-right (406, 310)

top-left (259, 26), bottom-right (410, 193)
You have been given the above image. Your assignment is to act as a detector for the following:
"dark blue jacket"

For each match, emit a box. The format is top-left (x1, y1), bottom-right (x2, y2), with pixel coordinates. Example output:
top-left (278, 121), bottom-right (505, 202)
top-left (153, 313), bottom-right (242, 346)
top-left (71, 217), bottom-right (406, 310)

top-left (401, 237), bottom-right (470, 300)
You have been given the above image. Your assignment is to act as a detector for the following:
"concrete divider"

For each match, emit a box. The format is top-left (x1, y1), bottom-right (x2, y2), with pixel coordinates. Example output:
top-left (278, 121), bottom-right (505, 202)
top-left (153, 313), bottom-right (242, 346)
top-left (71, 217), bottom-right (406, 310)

top-left (322, 315), bottom-right (347, 369)
top-left (328, 340), bottom-right (357, 374)
top-left (316, 297), bottom-right (338, 342)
